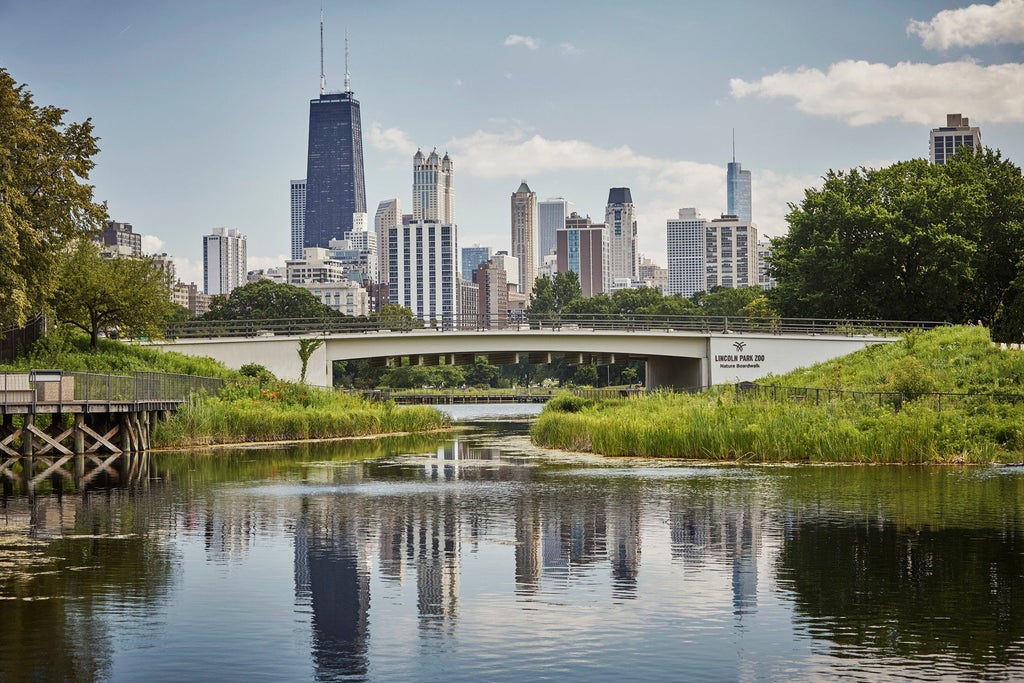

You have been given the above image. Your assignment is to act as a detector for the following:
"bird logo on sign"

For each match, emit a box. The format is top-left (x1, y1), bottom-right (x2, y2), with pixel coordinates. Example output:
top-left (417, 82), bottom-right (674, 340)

top-left (733, 341), bottom-right (747, 352)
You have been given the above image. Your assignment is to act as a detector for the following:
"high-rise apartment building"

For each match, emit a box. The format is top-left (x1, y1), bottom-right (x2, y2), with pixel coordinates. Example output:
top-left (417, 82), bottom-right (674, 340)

top-left (286, 247), bottom-right (347, 285)
top-left (605, 188), bottom-right (637, 281)
top-left (474, 260), bottom-right (509, 329)
top-left (203, 227), bottom-right (247, 296)
top-left (388, 222), bottom-right (458, 327)
top-left (727, 162), bottom-right (752, 222)
top-left (756, 240), bottom-right (775, 290)
top-left (639, 257), bottom-right (668, 293)
top-left (101, 221), bottom-right (142, 257)
top-left (290, 179), bottom-right (306, 259)
top-left (492, 251), bottom-right (520, 291)
top-left (412, 149), bottom-right (455, 224)
top-left (537, 197), bottom-right (573, 266)
top-left (705, 215), bottom-right (758, 291)
top-left (374, 198), bottom-right (401, 288)
top-left (666, 208), bottom-right (707, 296)
top-left (510, 181), bottom-right (537, 298)
top-left (461, 245), bottom-right (492, 282)
top-left (930, 113), bottom-right (982, 165)
top-left (557, 212), bottom-right (609, 298)
top-left (303, 56), bottom-right (366, 248)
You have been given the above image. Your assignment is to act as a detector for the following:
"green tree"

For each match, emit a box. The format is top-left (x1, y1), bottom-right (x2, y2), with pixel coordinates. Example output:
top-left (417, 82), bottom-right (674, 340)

top-left (769, 149), bottom-right (1024, 332)
top-left (527, 271), bottom-right (583, 322)
top-left (463, 355), bottom-right (500, 387)
top-left (0, 69), bottom-right (108, 328)
top-left (695, 286), bottom-right (768, 317)
top-left (201, 280), bottom-right (345, 322)
top-left (572, 362), bottom-right (599, 387)
top-left (378, 303), bottom-right (420, 331)
top-left (52, 241), bottom-right (173, 350)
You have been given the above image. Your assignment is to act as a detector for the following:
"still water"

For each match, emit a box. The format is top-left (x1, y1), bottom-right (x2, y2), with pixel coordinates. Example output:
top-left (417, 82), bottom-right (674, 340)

top-left (2, 404), bottom-right (1024, 681)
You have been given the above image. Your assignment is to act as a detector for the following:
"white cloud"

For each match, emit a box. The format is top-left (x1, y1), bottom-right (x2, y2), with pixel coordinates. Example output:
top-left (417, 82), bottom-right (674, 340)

top-left (249, 254), bottom-right (289, 272)
top-left (173, 256), bottom-right (203, 287)
top-left (730, 59), bottom-right (1024, 125)
top-left (560, 42), bottom-right (582, 56)
top-left (367, 122), bottom-right (418, 155)
top-left (141, 234), bottom-right (165, 253)
top-left (908, 0), bottom-right (1024, 49)
top-left (503, 34), bottom-right (540, 50)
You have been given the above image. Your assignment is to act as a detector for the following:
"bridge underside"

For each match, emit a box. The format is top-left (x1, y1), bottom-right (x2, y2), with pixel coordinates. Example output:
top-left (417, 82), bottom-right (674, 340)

top-left (150, 329), bottom-right (893, 391)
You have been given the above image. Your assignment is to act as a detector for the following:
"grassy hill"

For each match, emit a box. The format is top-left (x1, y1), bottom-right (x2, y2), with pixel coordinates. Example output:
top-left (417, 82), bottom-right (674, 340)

top-left (533, 326), bottom-right (1024, 463)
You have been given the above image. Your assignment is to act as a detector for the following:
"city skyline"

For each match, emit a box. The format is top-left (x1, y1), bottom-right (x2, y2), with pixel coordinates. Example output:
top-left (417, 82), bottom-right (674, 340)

top-left (1, 0), bottom-right (1022, 287)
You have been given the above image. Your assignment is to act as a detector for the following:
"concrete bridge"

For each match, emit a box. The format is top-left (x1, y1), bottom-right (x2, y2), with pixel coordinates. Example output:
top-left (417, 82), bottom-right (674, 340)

top-left (149, 317), bottom-right (929, 389)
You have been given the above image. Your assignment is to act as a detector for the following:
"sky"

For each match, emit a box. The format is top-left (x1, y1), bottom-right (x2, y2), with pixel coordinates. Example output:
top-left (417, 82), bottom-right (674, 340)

top-left (2, 0), bottom-right (1023, 288)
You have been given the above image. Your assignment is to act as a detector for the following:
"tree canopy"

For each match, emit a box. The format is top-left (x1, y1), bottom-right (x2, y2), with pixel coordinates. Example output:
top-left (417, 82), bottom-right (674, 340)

top-left (0, 69), bottom-right (107, 328)
top-left (200, 280), bottom-right (346, 322)
top-left (769, 148), bottom-right (1024, 337)
top-left (527, 271), bottom-right (582, 321)
top-left (53, 241), bottom-right (173, 349)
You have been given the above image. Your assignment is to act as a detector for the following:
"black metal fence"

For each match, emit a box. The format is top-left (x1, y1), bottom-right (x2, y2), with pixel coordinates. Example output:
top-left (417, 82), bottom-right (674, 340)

top-left (0, 314), bottom-right (48, 363)
top-left (736, 381), bottom-right (1024, 412)
top-left (164, 314), bottom-right (946, 340)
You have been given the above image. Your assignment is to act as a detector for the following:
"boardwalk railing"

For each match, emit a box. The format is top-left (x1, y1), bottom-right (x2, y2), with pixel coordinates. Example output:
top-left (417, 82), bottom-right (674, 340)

top-left (736, 382), bottom-right (1024, 412)
top-left (1, 371), bottom-right (226, 407)
top-left (163, 314), bottom-right (946, 340)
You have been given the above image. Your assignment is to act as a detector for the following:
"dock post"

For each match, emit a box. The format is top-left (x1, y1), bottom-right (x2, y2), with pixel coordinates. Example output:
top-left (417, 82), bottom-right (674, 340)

top-left (22, 414), bottom-right (34, 456)
top-left (74, 414), bottom-right (85, 454)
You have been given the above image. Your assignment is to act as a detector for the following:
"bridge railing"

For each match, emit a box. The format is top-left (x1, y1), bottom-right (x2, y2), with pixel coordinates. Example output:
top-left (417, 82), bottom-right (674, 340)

top-left (162, 314), bottom-right (945, 339)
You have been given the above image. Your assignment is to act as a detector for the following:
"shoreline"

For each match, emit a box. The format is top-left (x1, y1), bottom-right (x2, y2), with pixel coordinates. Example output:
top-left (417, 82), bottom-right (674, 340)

top-left (150, 426), bottom-right (462, 454)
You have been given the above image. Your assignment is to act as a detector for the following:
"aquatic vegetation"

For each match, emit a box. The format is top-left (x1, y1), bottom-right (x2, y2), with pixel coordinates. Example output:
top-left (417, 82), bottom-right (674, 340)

top-left (533, 327), bottom-right (1024, 463)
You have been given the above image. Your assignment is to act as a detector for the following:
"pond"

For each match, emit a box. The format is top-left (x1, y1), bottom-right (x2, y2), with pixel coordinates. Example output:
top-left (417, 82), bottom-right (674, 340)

top-left (2, 404), bottom-right (1023, 681)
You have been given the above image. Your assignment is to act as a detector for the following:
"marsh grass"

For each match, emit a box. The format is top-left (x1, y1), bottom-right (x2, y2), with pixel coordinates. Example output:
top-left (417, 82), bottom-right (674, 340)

top-left (154, 382), bottom-right (450, 447)
top-left (532, 326), bottom-right (1024, 463)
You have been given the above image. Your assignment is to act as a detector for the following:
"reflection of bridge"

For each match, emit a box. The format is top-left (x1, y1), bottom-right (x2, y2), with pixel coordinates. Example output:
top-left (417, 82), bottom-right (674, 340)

top-left (152, 315), bottom-right (937, 389)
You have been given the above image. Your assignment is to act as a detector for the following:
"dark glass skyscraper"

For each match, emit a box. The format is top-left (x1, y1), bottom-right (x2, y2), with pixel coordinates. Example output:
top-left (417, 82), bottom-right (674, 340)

top-left (304, 90), bottom-right (367, 248)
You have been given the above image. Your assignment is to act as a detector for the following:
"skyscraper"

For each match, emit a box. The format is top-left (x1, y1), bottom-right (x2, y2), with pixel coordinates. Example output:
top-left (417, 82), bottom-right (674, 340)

top-left (303, 26), bottom-right (366, 249)
top-left (388, 222), bottom-right (458, 327)
top-left (605, 188), bottom-right (637, 281)
top-left (412, 149), bottom-right (454, 224)
top-left (705, 214), bottom-right (758, 291)
top-left (203, 227), bottom-right (247, 296)
top-left (374, 198), bottom-right (401, 287)
top-left (930, 113), bottom-right (982, 165)
top-left (557, 212), bottom-right (609, 298)
top-left (666, 208), bottom-right (707, 296)
top-left (461, 245), bottom-right (492, 282)
top-left (510, 181), bottom-right (537, 298)
top-left (537, 197), bottom-right (574, 265)
top-left (727, 162), bottom-right (752, 223)
top-left (290, 179), bottom-right (306, 260)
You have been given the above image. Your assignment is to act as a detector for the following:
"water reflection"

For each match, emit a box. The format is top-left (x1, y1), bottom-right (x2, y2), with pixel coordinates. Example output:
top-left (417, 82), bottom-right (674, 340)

top-left (2, 423), bottom-right (1024, 680)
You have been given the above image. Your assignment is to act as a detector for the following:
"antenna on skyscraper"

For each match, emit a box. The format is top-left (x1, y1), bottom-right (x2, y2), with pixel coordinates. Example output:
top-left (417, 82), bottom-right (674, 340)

top-left (345, 30), bottom-right (351, 93)
top-left (319, 1), bottom-right (326, 95)
top-left (732, 128), bottom-right (736, 163)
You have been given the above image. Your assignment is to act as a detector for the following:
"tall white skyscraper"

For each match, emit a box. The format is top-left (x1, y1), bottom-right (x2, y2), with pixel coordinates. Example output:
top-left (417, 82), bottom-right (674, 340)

top-left (203, 227), bottom-right (247, 296)
top-left (412, 148), bottom-right (455, 224)
top-left (930, 113), bottom-right (982, 165)
top-left (510, 181), bottom-right (537, 298)
top-left (705, 215), bottom-right (758, 291)
top-left (290, 179), bottom-right (306, 260)
top-left (374, 198), bottom-right (402, 285)
top-left (388, 222), bottom-right (458, 327)
top-left (537, 197), bottom-right (573, 266)
top-left (605, 188), bottom-right (637, 281)
top-left (666, 208), bottom-right (707, 296)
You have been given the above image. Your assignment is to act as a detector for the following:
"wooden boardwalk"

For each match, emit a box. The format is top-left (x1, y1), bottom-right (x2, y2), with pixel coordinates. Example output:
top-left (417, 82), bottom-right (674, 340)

top-left (1, 371), bottom-right (223, 473)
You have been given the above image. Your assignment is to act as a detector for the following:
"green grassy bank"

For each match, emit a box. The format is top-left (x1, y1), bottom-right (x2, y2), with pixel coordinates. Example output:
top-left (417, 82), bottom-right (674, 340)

top-left (532, 326), bottom-right (1024, 463)
top-left (2, 331), bottom-right (451, 447)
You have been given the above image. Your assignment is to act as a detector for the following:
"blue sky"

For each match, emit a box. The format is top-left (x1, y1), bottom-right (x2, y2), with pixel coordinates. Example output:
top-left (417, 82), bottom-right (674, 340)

top-left (2, 0), bottom-right (1023, 287)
